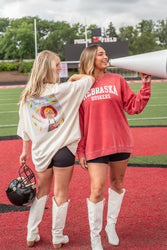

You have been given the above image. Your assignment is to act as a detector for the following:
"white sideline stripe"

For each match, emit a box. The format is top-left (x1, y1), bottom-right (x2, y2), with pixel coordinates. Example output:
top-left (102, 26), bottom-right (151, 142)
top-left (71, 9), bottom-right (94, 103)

top-left (1, 117), bottom-right (167, 127)
top-left (128, 117), bottom-right (167, 121)
top-left (0, 111), bottom-right (17, 113)
top-left (0, 99), bottom-right (18, 101)
top-left (1, 106), bottom-right (166, 113)
top-left (0, 103), bottom-right (17, 105)
top-left (151, 97), bottom-right (167, 99)
top-left (0, 124), bottom-right (17, 127)
top-left (147, 104), bottom-right (167, 107)
top-left (1, 104), bottom-right (166, 110)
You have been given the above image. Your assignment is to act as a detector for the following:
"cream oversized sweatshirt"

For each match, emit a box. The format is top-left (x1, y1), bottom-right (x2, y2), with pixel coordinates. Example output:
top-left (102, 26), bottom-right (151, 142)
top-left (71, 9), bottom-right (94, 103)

top-left (17, 76), bottom-right (93, 172)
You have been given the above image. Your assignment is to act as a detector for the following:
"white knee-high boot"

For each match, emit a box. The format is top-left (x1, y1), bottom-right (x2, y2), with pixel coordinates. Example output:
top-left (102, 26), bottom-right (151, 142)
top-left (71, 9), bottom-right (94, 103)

top-left (52, 197), bottom-right (69, 249)
top-left (87, 198), bottom-right (105, 250)
top-left (27, 195), bottom-right (48, 247)
top-left (105, 188), bottom-right (125, 246)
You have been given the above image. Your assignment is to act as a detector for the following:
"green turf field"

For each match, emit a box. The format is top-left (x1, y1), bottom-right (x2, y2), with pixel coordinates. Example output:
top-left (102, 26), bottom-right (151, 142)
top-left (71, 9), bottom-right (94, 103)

top-left (126, 81), bottom-right (167, 126)
top-left (0, 88), bottom-right (22, 136)
top-left (0, 81), bottom-right (167, 166)
top-left (1, 81), bottom-right (166, 135)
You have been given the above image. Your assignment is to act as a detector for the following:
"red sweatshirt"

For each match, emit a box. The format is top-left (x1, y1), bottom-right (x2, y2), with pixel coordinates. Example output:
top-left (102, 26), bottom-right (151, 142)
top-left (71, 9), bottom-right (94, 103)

top-left (77, 73), bottom-right (151, 160)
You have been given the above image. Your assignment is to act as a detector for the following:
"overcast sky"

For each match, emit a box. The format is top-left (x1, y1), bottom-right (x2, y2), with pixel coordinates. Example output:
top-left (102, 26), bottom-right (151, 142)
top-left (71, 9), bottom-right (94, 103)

top-left (1, 0), bottom-right (167, 30)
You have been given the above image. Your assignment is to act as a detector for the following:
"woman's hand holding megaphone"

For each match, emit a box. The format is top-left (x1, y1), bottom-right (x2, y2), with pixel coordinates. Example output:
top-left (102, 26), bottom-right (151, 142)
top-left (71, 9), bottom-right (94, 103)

top-left (140, 73), bottom-right (151, 82)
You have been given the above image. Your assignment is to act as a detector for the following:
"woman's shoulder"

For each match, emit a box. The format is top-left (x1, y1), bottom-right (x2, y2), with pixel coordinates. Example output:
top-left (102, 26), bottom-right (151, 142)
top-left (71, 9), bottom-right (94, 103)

top-left (41, 83), bottom-right (59, 96)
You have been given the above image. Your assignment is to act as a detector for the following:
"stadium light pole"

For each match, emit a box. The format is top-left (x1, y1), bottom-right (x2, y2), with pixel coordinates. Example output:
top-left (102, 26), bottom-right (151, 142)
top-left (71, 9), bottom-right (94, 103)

top-left (85, 18), bottom-right (88, 47)
top-left (34, 19), bottom-right (38, 58)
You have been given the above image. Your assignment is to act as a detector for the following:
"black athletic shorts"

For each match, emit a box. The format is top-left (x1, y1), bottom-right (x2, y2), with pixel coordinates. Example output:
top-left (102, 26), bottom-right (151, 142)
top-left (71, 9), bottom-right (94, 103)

top-left (87, 153), bottom-right (131, 164)
top-left (47, 146), bottom-right (75, 168)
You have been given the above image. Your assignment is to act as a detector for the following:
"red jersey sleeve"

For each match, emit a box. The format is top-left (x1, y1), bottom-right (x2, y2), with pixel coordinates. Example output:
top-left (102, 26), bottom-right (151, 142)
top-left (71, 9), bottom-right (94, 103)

top-left (121, 78), bottom-right (151, 115)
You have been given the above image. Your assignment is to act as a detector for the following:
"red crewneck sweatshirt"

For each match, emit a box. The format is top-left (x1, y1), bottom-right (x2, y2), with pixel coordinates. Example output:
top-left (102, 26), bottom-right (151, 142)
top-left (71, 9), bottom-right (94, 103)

top-left (77, 73), bottom-right (151, 160)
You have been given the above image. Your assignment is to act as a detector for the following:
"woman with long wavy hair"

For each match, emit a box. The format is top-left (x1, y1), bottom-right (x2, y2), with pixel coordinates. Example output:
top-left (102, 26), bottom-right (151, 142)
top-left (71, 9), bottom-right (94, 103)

top-left (77, 44), bottom-right (151, 250)
top-left (18, 50), bottom-right (95, 248)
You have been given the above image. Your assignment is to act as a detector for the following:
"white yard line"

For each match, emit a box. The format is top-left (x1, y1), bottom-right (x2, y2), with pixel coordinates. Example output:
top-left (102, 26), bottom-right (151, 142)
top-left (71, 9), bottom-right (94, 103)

top-left (0, 111), bottom-right (17, 113)
top-left (128, 117), bottom-right (167, 121)
top-left (0, 124), bottom-right (17, 127)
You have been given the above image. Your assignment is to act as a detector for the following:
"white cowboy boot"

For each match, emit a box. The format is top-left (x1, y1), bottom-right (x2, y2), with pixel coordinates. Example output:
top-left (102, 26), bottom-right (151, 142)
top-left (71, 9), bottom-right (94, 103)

top-left (87, 198), bottom-right (105, 250)
top-left (52, 197), bottom-right (69, 249)
top-left (105, 188), bottom-right (125, 246)
top-left (27, 195), bottom-right (48, 247)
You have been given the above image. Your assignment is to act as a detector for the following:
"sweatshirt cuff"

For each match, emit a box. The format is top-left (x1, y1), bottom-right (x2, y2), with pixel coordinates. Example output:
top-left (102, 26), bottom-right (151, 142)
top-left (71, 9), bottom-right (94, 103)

top-left (142, 81), bottom-right (151, 87)
top-left (77, 151), bottom-right (85, 159)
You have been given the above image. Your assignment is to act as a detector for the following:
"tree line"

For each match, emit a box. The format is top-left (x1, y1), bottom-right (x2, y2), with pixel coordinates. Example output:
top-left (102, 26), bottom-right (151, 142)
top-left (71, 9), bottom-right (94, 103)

top-left (0, 16), bottom-right (167, 60)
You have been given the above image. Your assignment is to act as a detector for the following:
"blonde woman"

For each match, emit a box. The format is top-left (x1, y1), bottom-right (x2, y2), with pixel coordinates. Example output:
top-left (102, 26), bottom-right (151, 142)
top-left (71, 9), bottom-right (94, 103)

top-left (76, 45), bottom-right (151, 249)
top-left (18, 50), bottom-right (95, 248)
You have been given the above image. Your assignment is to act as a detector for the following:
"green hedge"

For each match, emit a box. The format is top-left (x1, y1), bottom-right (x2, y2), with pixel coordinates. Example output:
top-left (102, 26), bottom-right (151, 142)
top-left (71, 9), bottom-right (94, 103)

top-left (18, 61), bottom-right (34, 73)
top-left (0, 61), bottom-right (34, 74)
top-left (0, 61), bottom-right (77, 76)
top-left (0, 62), bottom-right (19, 71)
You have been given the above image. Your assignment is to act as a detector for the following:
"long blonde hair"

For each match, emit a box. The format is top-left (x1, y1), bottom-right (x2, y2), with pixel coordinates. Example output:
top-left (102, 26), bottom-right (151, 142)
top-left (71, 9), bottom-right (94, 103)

top-left (79, 44), bottom-right (100, 75)
top-left (20, 50), bottom-right (60, 105)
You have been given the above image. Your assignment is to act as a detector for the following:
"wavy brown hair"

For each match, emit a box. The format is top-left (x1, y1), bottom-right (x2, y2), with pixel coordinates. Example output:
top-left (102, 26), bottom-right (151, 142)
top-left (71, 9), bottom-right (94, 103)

top-left (79, 44), bottom-right (100, 76)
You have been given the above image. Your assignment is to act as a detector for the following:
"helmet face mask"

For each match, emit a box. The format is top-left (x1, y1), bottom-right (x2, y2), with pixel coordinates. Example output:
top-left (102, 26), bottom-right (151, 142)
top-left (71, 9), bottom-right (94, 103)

top-left (6, 165), bottom-right (36, 206)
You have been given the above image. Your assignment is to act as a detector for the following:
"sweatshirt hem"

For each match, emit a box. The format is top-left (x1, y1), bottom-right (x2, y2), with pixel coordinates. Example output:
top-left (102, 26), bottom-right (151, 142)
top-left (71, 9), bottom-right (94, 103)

top-left (86, 147), bottom-right (133, 161)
